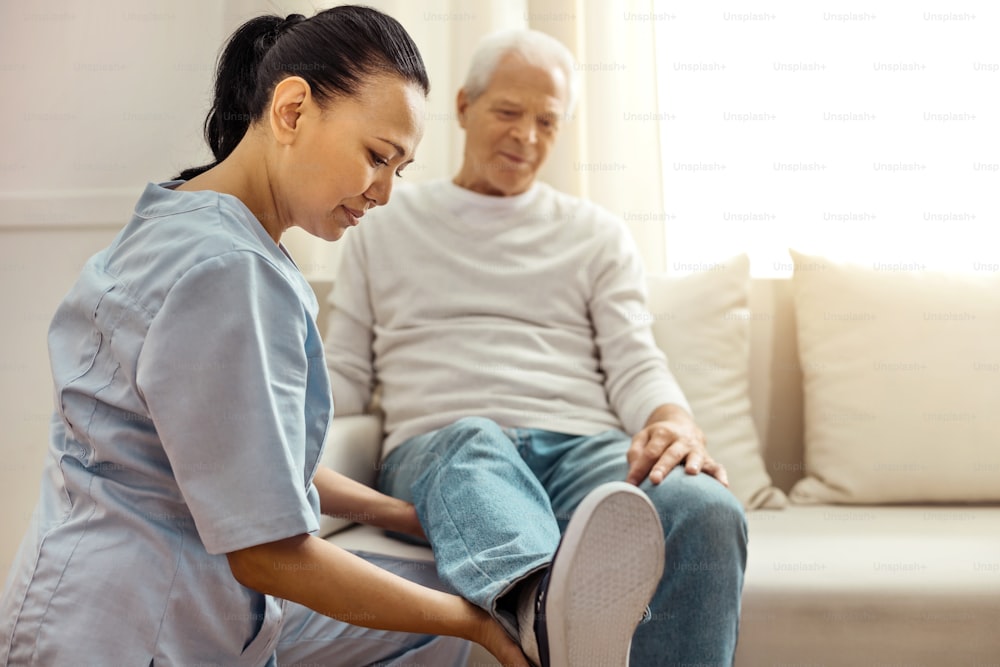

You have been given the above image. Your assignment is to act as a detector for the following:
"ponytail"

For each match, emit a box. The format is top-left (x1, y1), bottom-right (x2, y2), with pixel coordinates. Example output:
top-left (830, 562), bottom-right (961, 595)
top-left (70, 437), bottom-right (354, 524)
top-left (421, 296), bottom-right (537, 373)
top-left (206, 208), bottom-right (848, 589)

top-left (177, 15), bottom-right (282, 180)
top-left (175, 6), bottom-right (428, 181)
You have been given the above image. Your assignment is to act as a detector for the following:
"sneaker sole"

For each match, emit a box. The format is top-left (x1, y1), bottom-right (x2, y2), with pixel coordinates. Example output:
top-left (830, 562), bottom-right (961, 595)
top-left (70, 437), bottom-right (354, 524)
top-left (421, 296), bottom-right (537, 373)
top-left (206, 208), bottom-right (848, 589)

top-left (542, 481), bottom-right (665, 667)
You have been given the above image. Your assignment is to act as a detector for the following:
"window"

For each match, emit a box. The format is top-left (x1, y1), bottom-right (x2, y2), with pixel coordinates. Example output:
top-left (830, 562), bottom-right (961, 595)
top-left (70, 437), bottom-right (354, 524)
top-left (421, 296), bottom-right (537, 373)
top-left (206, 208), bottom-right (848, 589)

top-left (654, 2), bottom-right (996, 276)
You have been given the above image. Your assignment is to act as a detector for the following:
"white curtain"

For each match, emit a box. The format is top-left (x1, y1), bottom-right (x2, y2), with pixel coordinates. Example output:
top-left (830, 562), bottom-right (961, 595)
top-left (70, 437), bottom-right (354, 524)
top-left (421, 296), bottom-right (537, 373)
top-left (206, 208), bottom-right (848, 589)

top-left (529, 0), bottom-right (666, 273)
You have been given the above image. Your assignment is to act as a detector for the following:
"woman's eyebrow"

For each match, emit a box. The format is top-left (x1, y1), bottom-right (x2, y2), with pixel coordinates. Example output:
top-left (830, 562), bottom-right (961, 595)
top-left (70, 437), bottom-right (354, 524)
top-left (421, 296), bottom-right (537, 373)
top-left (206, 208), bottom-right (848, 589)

top-left (376, 137), bottom-right (406, 158)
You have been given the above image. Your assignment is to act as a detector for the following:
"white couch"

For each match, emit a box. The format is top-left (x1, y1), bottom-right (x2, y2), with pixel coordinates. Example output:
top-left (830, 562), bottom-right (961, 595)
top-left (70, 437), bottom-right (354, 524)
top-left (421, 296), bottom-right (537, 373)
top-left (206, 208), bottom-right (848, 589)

top-left (311, 258), bottom-right (1000, 666)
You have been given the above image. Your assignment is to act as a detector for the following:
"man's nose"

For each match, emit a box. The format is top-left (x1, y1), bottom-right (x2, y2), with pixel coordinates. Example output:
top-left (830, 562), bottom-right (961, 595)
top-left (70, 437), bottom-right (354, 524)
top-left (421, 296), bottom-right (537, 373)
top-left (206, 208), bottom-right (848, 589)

top-left (511, 118), bottom-right (537, 144)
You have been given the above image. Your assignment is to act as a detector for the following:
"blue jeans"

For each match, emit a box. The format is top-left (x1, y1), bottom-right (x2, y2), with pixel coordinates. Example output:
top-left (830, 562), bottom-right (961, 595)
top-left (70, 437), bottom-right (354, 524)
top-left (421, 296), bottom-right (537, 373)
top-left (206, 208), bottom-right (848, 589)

top-left (378, 417), bottom-right (748, 667)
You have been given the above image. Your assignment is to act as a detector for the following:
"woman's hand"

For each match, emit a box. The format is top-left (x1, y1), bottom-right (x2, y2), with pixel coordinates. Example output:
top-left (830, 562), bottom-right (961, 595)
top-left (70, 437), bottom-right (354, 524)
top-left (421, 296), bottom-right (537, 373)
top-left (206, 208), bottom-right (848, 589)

top-left (310, 466), bottom-right (523, 659)
top-left (385, 499), bottom-right (427, 541)
top-left (464, 601), bottom-right (531, 667)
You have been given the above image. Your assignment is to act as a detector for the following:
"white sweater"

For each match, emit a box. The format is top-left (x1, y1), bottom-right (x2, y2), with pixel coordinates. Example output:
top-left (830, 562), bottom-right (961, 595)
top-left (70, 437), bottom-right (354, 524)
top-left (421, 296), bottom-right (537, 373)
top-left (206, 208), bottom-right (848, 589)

top-left (325, 179), bottom-right (690, 455)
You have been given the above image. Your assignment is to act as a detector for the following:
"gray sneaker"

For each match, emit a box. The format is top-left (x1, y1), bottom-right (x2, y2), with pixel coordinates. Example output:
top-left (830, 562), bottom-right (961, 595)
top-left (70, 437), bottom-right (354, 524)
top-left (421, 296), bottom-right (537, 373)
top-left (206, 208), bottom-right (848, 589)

top-left (517, 481), bottom-right (665, 667)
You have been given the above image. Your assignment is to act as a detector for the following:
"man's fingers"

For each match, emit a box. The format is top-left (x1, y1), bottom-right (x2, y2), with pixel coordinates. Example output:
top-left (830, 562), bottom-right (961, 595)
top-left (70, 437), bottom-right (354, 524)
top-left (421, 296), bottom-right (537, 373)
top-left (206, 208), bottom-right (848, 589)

top-left (647, 441), bottom-right (689, 484)
top-left (629, 424), bottom-right (722, 486)
top-left (626, 434), bottom-right (647, 485)
top-left (626, 454), bottom-right (653, 486)
top-left (701, 458), bottom-right (729, 486)
top-left (626, 432), bottom-right (647, 466)
top-left (627, 430), bottom-right (670, 485)
top-left (684, 453), bottom-right (704, 474)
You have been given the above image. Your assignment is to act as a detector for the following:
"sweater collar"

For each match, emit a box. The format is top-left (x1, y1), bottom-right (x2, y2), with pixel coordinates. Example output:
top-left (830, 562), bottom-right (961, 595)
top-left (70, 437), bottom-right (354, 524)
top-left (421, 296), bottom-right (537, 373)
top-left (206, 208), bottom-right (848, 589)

top-left (440, 179), bottom-right (542, 222)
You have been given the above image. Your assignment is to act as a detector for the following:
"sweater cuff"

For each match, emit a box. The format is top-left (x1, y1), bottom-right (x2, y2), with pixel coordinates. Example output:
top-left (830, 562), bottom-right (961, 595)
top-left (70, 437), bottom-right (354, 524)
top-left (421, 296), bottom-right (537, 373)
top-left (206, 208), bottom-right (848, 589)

top-left (622, 381), bottom-right (692, 435)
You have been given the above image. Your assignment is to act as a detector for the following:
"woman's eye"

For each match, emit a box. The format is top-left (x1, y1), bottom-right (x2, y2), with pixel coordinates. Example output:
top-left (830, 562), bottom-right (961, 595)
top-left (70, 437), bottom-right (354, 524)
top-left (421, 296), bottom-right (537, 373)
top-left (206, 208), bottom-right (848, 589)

top-left (370, 151), bottom-right (389, 167)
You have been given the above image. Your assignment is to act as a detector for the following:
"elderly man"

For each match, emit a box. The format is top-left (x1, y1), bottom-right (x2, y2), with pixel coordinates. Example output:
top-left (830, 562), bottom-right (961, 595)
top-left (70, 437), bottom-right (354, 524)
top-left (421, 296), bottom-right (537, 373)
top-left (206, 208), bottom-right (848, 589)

top-left (326, 28), bottom-right (746, 667)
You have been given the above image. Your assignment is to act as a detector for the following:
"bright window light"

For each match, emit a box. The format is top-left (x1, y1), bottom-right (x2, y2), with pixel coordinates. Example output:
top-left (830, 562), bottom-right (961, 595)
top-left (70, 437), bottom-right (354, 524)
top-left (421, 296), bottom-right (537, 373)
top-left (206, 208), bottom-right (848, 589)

top-left (654, 1), bottom-right (998, 277)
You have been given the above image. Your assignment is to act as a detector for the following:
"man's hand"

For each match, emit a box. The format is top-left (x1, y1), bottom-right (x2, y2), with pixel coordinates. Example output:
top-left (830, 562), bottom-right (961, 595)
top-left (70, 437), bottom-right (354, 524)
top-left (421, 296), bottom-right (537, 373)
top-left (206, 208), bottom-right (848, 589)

top-left (626, 404), bottom-right (728, 487)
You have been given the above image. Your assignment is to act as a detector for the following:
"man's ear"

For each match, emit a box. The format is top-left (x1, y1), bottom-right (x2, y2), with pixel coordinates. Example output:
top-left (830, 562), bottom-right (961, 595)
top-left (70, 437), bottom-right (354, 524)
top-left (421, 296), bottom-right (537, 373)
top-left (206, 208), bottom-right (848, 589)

top-left (455, 88), bottom-right (470, 130)
top-left (269, 76), bottom-right (311, 145)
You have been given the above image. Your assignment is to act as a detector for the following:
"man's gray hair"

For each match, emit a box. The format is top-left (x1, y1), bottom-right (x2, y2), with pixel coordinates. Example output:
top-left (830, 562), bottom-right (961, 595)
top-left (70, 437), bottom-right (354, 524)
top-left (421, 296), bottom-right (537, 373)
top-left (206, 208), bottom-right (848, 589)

top-left (462, 28), bottom-right (579, 114)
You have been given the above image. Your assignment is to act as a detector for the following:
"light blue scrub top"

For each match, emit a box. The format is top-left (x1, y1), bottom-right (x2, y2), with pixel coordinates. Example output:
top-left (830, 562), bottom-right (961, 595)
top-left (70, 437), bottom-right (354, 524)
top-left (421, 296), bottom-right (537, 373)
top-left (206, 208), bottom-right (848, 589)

top-left (0, 182), bottom-right (331, 666)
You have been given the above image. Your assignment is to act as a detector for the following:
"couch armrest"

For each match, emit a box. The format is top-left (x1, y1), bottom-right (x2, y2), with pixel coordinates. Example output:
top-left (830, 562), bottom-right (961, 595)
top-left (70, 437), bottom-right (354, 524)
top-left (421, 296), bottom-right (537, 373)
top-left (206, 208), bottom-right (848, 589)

top-left (317, 414), bottom-right (384, 537)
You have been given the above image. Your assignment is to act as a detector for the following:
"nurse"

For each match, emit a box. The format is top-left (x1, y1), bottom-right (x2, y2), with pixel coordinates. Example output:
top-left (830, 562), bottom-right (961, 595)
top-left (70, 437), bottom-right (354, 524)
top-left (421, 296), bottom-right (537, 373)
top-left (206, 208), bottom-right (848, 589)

top-left (0, 6), bottom-right (527, 667)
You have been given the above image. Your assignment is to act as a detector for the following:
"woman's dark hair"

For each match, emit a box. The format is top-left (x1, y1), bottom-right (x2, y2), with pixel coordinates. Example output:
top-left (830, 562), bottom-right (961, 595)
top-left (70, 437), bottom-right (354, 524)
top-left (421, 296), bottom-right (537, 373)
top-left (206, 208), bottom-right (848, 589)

top-left (175, 5), bottom-right (429, 181)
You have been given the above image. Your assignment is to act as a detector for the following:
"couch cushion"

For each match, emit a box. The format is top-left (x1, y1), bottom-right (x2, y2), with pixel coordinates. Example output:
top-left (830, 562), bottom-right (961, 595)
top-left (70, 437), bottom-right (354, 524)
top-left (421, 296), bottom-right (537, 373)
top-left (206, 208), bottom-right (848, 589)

top-left (325, 524), bottom-right (436, 562)
top-left (788, 250), bottom-right (1000, 504)
top-left (317, 415), bottom-right (383, 536)
top-left (738, 506), bottom-right (1000, 665)
top-left (647, 255), bottom-right (787, 509)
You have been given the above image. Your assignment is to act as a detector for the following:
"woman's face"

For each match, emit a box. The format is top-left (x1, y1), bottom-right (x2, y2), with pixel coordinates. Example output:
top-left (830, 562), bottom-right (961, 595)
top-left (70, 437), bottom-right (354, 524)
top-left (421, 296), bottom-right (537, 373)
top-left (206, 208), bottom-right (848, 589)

top-left (272, 74), bottom-right (426, 242)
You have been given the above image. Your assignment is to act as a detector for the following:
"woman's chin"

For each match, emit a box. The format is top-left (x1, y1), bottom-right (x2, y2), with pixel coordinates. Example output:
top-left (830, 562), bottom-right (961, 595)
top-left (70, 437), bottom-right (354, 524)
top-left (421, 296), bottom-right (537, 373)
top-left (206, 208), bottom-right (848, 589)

top-left (321, 226), bottom-right (348, 242)
top-left (307, 220), bottom-right (348, 243)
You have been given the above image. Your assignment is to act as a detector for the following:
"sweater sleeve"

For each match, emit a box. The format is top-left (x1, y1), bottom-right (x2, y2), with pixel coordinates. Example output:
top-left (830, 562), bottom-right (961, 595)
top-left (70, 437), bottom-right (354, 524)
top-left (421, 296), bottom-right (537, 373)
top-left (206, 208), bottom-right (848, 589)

top-left (324, 227), bottom-right (376, 416)
top-left (589, 219), bottom-right (692, 434)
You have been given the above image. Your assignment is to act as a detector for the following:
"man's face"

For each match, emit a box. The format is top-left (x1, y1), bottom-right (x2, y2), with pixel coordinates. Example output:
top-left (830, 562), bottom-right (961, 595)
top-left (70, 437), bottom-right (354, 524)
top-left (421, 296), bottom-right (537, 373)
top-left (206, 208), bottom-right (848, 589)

top-left (453, 53), bottom-right (569, 196)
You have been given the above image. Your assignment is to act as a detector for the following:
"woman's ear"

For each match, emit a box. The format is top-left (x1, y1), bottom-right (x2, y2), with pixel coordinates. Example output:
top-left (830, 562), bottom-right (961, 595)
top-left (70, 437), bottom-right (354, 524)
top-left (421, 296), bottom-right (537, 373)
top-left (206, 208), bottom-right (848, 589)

top-left (269, 76), bottom-right (311, 145)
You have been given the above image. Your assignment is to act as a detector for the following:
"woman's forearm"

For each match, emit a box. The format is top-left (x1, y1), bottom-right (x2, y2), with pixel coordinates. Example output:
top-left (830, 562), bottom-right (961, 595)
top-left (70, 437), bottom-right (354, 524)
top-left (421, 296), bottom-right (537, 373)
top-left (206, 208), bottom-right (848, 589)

top-left (227, 534), bottom-right (474, 636)
top-left (313, 465), bottom-right (424, 538)
top-left (227, 534), bottom-right (529, 665)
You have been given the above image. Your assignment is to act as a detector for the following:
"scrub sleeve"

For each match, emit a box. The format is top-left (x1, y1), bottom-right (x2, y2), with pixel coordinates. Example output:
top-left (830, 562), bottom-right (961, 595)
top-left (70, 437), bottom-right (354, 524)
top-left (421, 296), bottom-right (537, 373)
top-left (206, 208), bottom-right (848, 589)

top-left (138, 250), bottom-right (325, 556)
top-left (138, 249), bottom-right (326, 663)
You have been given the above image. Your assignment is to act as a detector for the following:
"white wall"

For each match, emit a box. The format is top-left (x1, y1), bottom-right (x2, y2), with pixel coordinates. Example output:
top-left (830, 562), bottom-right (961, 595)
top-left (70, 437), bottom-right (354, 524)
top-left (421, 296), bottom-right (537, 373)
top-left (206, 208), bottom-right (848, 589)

top-left (0, 0), bottom-right (227, 581)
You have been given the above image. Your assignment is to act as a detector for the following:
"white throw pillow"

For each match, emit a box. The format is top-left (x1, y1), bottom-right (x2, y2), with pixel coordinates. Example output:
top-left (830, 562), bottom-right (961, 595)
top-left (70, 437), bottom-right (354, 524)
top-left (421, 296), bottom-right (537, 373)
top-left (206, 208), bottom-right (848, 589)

top-left (646, 255), bottom-right (787, 509)
top-left (788, 250), bottom-right (1000, 504)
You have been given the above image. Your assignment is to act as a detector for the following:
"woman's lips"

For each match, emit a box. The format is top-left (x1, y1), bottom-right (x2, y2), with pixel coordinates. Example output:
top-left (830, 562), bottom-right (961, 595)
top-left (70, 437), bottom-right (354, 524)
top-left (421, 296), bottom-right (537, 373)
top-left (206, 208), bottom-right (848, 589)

top-left (342, 206), bottom-right (365, 226)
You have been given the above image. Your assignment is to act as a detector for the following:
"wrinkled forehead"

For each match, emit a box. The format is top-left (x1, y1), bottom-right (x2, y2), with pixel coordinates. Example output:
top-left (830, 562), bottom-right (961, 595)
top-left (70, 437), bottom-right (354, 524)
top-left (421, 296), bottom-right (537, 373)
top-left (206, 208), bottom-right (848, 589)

top-left (483, 52), bottom-right (569, 111)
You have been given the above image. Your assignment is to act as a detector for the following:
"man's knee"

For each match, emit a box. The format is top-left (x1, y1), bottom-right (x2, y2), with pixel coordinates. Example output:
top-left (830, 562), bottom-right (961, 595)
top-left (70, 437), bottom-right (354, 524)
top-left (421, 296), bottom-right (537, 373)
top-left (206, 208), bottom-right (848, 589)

top-left (417, 416), bottom-right (511, 461)
top-left (646, 468), bottom-right (748, 538)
